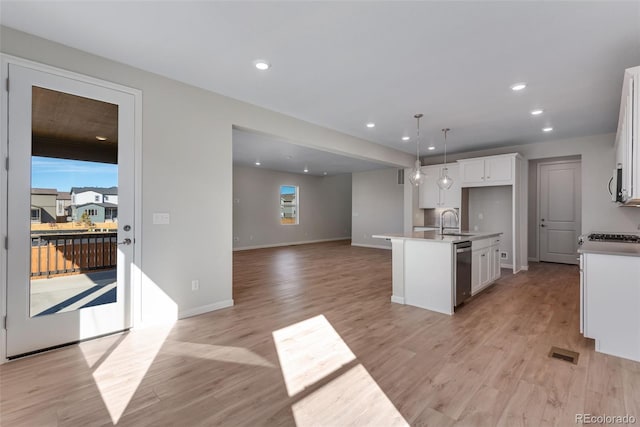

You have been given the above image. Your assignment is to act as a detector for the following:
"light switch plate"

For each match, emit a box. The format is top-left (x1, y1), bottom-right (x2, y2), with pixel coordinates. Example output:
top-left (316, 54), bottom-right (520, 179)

top-left (153, 213), bottom-right (170, 225)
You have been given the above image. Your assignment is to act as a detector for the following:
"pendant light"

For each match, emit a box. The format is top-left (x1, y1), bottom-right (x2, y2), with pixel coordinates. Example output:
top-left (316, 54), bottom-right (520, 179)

top-left (408, 113), bottom-right (425, 186)
top-left (437, 128), bottom-right (453, 189)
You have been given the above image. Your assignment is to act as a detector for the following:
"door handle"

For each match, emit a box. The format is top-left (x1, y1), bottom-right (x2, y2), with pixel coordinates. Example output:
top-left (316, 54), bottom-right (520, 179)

top-left (608, 176), bottom-right (614, 196)
top-left (540, 224), bottom-right (545, 227)
top-left (118, 238), bottom-right (132, 245)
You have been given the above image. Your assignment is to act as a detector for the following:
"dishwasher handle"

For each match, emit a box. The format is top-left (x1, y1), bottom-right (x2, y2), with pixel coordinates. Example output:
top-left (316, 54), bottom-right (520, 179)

top-left (456, 247), bottom-right (472, 253)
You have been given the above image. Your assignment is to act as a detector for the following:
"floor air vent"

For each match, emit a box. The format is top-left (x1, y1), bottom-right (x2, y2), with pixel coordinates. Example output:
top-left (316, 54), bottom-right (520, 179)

top-left (548, 346), bottom-right (579, 364)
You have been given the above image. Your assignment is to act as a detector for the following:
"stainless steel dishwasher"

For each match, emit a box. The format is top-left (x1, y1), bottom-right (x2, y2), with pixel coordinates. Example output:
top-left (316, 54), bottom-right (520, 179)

top-left (454, 241), bottom-right (472, 307)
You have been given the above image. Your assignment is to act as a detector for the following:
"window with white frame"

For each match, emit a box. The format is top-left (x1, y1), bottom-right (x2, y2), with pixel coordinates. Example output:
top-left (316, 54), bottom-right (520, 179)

top-left (280, 185), bottom-right (298, 225)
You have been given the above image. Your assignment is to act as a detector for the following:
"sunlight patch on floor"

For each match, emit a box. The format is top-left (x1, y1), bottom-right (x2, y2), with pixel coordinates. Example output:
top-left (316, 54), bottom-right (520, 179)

top-left (163, 340), bottom-right (275, 368)
top-left (273, 315), bottom-right (408, 426)
top-left (291, 364), bottom-right (409, 427)
top-left (272, 315), bottom-right (356, 396)
top-left (80, 325), bottom-right (172, 424)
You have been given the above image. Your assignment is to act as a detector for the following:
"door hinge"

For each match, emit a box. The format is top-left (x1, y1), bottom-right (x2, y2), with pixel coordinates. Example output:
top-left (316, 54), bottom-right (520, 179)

top-left (3, 316), bottom-right (6, 330)
top-left (4, 157), bottom-right (8, 171)
top-left (4, 236), bottom-right (7, 250)
top-left (5, 78), bottom-right (8, 92)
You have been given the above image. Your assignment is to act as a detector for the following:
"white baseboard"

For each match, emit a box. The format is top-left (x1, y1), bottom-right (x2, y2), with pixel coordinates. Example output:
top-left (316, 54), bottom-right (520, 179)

top-left (528, 257), bottom-right (539, 262)
top-left (351, 243), bottom-right (392, 250)
top-left (233, 237), bottom-right (350, 251)
top-left (520, 264), bottom-right (529, 271)
top-left (179, 299), bottom-right (234, 319)
top-left (500, 263), bottom-right (514, 269)
top-left (391, 295), bottom-right (405, 304)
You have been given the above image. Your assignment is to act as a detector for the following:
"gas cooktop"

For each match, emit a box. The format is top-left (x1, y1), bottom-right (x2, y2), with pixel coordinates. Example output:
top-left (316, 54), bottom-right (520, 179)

top-left (587, 233), bottom-right (640, 243)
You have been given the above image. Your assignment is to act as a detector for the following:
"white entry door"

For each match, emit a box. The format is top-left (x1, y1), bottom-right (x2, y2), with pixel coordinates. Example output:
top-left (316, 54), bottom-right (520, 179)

top-left (539, 161), bottom-right (581, 265)
top-left (5, 63), bottom-right (135, 358)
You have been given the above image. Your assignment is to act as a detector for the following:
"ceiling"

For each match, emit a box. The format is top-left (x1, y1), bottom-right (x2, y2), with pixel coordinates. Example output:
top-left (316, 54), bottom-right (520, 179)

top-left (32, 86), bottom-right (118, 164)
top-left (233, 128), bottom-right (389, 176)
top-left (3, 1), bottom-right (639, 159)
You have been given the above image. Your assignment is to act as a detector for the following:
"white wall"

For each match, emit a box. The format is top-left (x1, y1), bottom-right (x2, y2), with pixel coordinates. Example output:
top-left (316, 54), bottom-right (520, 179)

top-left (0, 26), bottom-right (415, 328)
top-left (233, 166), bottom-right (351, 249)
top-left (422, 133), bottom-right (640, 249)
top-left (352, 168), bottom-right (404, 249)
top-left (467, 186), bottom-right (513, 265)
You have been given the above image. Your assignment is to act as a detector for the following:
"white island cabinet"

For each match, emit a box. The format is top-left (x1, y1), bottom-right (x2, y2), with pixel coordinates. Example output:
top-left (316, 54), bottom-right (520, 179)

top-left (373, 231), bottom-right (502, 315)
top-left (471, 236), bottom-right (501, 295)
top-left (579, 244), bottom-right (640, 362)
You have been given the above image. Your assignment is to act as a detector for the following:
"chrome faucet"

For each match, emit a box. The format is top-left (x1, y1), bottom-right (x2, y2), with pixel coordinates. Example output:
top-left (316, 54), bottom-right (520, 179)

top-left (440, 208), bottom-right (460, 235)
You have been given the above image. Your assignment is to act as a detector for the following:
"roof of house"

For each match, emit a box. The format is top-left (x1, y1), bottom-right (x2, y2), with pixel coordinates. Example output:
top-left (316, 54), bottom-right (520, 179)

top-left (57, 191), bottom-right (71, 200)
top-left (75, 202), bottom-right (118, 209)
top-left (31, 188), bottom-right (58, 195)
top-left (70, 186), bottom-right (118, 195)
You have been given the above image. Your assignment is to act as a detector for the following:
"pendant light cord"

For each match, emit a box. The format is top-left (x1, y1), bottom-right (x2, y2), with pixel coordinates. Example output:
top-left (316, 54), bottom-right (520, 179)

top-left (442, 128), bottom-right (450, 166)
top-left (416, 116), bottom-right (420, 160)
top-left (415, 113), bottom-right (423, 162)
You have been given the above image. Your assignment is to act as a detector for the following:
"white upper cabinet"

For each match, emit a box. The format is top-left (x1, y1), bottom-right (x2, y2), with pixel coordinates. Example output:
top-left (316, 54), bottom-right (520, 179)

top-left (418, 164), bottom-right (461, 209)
top-left (460, 159), bottom-right (485, 183)
top-left (615, 66), bottom-right (640, 205)
top-left (458, 154), bottom-right (515, 187)
top-left (486, 156), bottom-right (512, 182)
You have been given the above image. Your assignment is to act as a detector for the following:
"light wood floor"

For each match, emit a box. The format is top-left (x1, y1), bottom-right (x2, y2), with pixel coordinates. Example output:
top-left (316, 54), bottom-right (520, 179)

top-left (1, 240), bottom-right (639, 426)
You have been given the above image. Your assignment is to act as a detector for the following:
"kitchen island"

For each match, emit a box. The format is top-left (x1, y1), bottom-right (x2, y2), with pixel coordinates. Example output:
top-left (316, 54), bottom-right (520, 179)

top-left (373, 231), bottom-right (502, 315)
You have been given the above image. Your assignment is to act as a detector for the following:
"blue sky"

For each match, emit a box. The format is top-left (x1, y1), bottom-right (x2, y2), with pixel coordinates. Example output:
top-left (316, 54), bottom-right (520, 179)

top-left (31, 157), bottom-right (118, 191)
top-left (280, 185), bottom-right (296, 195)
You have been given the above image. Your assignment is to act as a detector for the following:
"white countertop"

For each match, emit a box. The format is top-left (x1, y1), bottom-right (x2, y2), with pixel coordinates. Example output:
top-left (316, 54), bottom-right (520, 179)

top-left (372, 230), bottom-right (502, 244)
top-left (578, 241), bottom-right (640, 257)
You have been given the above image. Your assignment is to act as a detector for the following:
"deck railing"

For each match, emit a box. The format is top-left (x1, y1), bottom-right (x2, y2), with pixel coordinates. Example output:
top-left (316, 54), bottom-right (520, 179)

top-left (31, 232), bottom-right (117, 278)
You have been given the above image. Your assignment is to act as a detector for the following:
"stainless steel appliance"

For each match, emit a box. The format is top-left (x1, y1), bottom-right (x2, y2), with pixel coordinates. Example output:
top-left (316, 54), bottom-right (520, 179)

top-left (609, 167), bottom-right (623, 203)
top-left (454, 241), bottom-right (472, 307)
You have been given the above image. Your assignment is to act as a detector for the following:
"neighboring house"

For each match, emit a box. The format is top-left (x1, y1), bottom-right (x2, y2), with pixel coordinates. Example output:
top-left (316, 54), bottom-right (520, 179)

top-left (72, 202), bottom-right (118, 223)
top-left (70, 187), bottom-right (118, 223)
top-left (280, 194), bottom-right (296, 219)
top-left (56, 191), bottom-right (71, 221)
top-left (30, 188), bottom-right (57, 223)
top-left (70, 186), bottom-right (118, 206)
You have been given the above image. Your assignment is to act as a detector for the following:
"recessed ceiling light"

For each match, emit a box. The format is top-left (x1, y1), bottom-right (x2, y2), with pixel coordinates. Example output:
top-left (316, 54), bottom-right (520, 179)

top-left (366, 122), bottom-right (375, 128)
top-left (255, 161), bottom-right (261, 166)
top-left (402, 136), bottom-right (410, 141)
top-left (530, 109), bottom-right (544, 116)
top-left (510, 83), bottom-right (527, 91)
top-left (428, 146), bottom-right (435, 151)
top-left (543, 127), bottom-right (553, 132)
top-left (96, 136), bottom-right (107, 141)
top-left (253, 60), bottom-right (271, 71)
top-left (303, 167), bottom-right (309, 173)
top-left (323, 172), bottom-right (327, 176)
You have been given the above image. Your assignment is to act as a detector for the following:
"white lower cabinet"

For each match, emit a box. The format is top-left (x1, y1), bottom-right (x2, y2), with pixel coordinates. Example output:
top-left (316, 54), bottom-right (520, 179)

top-left (471, 237), bottom-right (501, 295)
top-left (490, 244), bottom-right (501, 281)
top-left (581, 252), bottom-right (640, 361)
